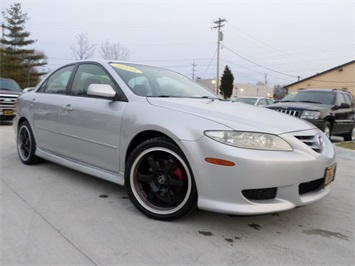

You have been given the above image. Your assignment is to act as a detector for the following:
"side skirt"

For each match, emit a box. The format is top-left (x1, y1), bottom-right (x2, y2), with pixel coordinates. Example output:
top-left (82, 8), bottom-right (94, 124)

top-left (35, 147), bottom-right (125, 186)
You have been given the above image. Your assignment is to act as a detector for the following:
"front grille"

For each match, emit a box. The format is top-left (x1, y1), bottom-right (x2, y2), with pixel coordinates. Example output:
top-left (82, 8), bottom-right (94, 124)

top-left (242, 187), bottom-right (277, 200)
top-left (295, 134), bottom-right (323, 153)
top-left (299, 178), bottom-right (324, 195)
top-left (0, 94), bottom-right (18, 107)
top-left (274, 109), bottom-right (301, 117)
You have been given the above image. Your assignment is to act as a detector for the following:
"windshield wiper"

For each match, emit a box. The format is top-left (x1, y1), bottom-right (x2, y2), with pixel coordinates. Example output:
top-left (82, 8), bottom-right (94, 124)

top-left (298, 100), bottom-right (322, 104)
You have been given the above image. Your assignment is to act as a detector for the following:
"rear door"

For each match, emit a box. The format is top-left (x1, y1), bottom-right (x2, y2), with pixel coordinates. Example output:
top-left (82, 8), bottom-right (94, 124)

top-left (30, 65), bottom-right (75, 153)
top-left (333, 92), bottom-right (354, 133)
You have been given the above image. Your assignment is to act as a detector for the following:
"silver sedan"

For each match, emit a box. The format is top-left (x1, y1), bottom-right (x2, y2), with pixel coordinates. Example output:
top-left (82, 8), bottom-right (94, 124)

top-left (14, 60), bottom-right (336, 221)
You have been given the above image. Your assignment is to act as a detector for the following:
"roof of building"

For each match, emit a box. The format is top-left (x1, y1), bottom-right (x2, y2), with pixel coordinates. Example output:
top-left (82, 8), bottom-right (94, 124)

top-left (285, 60), bottom-right (355, 88)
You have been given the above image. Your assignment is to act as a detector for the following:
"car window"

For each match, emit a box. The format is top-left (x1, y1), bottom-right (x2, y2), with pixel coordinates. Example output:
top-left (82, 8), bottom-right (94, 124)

top-left (282, 91), bottom-right (335, 105)
top-left (38, 65), bottom-right (75, 94)
top-left (257, 99), bottom-right (267, 106)
top-left (70, 64), bottom-right (116, 96)
top-left (110, 63), bottom-right (217, 98)
top-left (267, 99), bottom-right (274, 105)
top-left (235, 98), bottom-right (257, 105)
top-left (127, 76), bottom-right (153, 96)
top-left (343, 93), bottom-right (352, 106)
top-left (0, 79), bottom-right (22, 91)
top-left (336, 92), bottom-right (346, 106)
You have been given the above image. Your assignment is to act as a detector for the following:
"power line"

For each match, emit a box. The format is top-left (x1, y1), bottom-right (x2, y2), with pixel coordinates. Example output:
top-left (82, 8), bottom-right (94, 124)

top-left (198, 48), bottom-right (217, 79)
top-left (223, 45), bottom-right (299, 78)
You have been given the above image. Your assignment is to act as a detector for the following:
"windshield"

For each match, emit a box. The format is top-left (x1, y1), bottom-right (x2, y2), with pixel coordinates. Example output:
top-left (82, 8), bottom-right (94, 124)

top-left (110, 63), bottom-right (218, 98)
top-left (281, 90), bottom-right (335, 105)
top-left (0, 79), bottom-right (22, 91)
top-left (235, 98), bottom-right (257, 105)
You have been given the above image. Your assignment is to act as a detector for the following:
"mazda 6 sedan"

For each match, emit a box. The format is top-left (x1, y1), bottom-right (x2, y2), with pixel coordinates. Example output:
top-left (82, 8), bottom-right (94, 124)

top-left (14, 60), bottom-right (336, 221)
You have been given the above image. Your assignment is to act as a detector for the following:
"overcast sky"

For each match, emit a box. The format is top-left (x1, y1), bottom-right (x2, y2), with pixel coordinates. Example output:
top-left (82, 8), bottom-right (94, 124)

top-left (1, 0), bottom-right (354, 86)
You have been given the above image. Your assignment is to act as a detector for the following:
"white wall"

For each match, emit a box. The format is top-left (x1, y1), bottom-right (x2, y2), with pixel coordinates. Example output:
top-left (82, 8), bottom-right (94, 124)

top-left (196, 79), bottom-right (273, 98)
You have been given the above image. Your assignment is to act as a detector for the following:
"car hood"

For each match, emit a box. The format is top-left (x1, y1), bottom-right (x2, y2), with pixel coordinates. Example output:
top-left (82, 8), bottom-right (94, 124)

top-left (268, 102), bottom-right (330, 110)
top-left (0, 90), bottom-right (22, 95)
top-left (147, 98), bottom-right (314, 134)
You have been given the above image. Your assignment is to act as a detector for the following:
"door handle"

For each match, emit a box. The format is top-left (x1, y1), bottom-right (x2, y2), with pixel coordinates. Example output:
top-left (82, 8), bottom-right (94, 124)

top-left (62, 104), bottom-right (74, 111)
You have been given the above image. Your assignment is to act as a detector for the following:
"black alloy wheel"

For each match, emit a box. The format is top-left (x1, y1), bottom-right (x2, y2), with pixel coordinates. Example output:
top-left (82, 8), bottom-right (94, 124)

top-left (17, 121), bottom-right (40, 164)
top-left (125, 137), bottom-right (197, 221)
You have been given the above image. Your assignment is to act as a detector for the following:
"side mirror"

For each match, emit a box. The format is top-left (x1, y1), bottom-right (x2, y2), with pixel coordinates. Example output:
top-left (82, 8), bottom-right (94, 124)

top-left (87, 84), bottom-right (117, 99)
top-left (23, 87), bottom-right (35, 93)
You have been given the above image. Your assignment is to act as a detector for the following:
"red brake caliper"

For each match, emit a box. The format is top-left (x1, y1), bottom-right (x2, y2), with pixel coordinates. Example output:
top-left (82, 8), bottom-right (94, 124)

top-left (172, 167), bottom-right (184, 181)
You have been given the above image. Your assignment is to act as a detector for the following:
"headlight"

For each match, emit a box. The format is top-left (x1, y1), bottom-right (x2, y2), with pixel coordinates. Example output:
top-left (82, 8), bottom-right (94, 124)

top-left (301, 111), bottom-right (321, 119)
top-left (204, 131), bottom-right (293, 151)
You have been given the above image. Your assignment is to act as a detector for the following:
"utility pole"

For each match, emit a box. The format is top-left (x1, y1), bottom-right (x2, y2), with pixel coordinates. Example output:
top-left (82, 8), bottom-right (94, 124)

top-left (192, 61), bottom-right (196, 80)
top-left (212, 18), bottom-right (226, 95)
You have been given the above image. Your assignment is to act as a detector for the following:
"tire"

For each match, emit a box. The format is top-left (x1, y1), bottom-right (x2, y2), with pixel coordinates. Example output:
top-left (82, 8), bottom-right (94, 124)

top-left (343, 126), bottom-right (355, 141)
top-left (125, 137), bottom-right (197, 221)
top-left (17, 121), bottom-right (41, 165)
top-left (322, 122), bottom-right (332, 139)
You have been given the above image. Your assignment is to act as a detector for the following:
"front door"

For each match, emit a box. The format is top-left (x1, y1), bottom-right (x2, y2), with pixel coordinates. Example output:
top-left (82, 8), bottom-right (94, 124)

top-left (58, 63), bottom-right (126, 172)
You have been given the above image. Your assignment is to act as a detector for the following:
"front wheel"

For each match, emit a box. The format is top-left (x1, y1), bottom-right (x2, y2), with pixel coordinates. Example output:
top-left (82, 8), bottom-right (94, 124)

top-left (17, 121), bottom-right (41, 165)
top-left (125, 137), bottom-right (197, 221)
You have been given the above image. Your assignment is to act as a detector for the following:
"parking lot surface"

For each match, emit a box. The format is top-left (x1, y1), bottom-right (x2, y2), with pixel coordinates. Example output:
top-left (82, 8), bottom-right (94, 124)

top-left (1, 123), bottom-right (354, 265)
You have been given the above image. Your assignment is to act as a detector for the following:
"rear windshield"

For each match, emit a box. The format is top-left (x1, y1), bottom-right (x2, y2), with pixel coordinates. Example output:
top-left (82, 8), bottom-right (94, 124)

top-left (0, 79), bottom-right (22, 91)
top-left (235, 98), bottom-right (257, 105)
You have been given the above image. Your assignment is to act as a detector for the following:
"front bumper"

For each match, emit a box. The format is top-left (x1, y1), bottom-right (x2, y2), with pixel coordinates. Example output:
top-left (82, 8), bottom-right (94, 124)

top-left (305, 119), bottom-right (327, 131)
top-left (180, 128), bottom-right (336, 215)
top-left (0, 109), bottom-right (16, 120)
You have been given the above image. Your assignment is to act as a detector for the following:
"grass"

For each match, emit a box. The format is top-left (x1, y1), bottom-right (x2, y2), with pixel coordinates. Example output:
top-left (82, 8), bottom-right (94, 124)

top-left (335, 141), bottom-right (355, 150)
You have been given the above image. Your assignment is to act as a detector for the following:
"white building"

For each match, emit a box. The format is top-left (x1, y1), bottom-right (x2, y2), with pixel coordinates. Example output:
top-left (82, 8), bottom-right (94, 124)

top-left (197, 79), bottom-right (273, 99)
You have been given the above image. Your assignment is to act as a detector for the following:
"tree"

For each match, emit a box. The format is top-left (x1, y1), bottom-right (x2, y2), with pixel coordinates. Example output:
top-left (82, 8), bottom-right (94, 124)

top-left (0, 3), bottom-right (47, 88)
top-left (100, 40), bottom-right (130, 60)
top-left (273, 84), bottom-right (288, 99)
top-left (219, 65), bottom-right (234, 99)
top-left (71, 33), bottom-right (95, 60)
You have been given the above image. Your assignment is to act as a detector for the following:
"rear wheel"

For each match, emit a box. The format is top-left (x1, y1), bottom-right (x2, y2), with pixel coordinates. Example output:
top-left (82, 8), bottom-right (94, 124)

top-left (343, 126), bottom-right (355, 141)
top-left (322, 122), bottom-right (332, 139)
top-left (17, 121), bottom-right (41, 165)
top-left (125, 137), bottom-right (197, 221)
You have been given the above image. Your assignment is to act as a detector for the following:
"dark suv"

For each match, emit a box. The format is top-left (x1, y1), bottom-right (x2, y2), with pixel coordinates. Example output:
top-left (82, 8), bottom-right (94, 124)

top-left (267, 89), bottom-right (355, 141)
top-left (0, 78), bottom-right (22, 121)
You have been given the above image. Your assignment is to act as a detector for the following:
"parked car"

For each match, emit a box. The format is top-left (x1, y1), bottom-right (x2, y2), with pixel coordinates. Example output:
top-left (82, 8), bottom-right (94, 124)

top-left (267, 89), bottom-right (355, 141)
top-left (0, 77), bottom-right (22, 121)
top-left (14, 60), bottom-right (336, 221)
top-left (234, 96), bottom-right (274, 107)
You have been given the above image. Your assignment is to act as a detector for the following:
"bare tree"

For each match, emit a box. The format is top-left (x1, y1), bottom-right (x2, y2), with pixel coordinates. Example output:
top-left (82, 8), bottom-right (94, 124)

top-left (100, 40), bottom-right (130, 61)
top-left (71, 33), bottom-right (96, 60)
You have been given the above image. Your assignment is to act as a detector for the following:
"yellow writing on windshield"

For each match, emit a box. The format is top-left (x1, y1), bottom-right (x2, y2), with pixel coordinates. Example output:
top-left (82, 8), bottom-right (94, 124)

top-left (111, 63), bottom-right (142, 74)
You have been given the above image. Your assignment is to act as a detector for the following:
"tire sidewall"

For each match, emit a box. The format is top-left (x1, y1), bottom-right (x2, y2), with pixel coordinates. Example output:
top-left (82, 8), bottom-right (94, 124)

top-left (323, 122), bottom-right (332, 139)
top-left (125, 138), bottom-right (197, 221)
top-left (17, 121), bottom-right (38, 165)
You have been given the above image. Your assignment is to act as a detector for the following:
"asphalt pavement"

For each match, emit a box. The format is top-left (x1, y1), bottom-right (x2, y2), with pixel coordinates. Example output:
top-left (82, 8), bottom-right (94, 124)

top-left (1, 123), bottom-right (354, 265)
